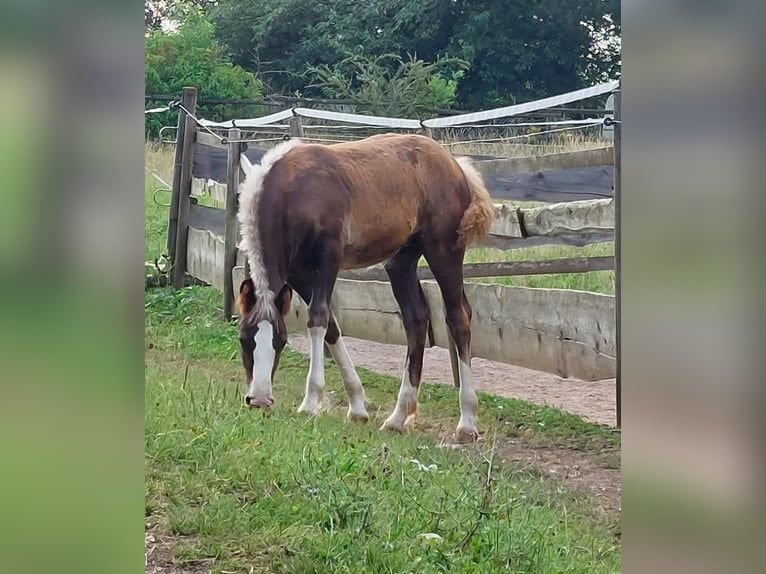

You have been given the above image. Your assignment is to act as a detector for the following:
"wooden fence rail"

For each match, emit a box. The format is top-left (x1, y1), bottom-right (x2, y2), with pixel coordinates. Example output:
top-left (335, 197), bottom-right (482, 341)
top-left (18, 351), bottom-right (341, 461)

top-left (339, 256), bottom-right (613, 282)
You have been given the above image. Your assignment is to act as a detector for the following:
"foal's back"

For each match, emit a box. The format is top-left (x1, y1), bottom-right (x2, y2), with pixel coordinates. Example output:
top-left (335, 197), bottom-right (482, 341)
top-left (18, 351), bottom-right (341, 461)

top-left (262, 134), bottom-right (472, 269)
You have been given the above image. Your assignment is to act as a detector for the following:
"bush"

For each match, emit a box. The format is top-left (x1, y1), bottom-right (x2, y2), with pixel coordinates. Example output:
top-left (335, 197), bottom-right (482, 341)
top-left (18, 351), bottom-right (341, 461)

top-left (145, 11), bottom-right (264, 139)
top-left (308, 53), bottom-right (467, 118)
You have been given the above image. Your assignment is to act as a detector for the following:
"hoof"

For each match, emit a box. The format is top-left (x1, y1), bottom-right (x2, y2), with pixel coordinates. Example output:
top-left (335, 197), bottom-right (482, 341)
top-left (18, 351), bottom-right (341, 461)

top-left (347, 409), bottom-right (370, 423)
top-left (297, 401), bottom-right (322, 417)
top-left (379, 418), bottom-right (404, 433)
top-left (455, 426), bottom-right (479, 444)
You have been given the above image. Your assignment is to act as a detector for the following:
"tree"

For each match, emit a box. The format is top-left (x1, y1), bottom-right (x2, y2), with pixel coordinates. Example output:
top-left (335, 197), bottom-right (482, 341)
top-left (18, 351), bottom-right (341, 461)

top-left (210, 0), bottom-right (460, 96)
top-left (208, 0), bottom-right (620, 110)
top-left (144, 10), bottom-right (264, 138)
top-left (446, 0), bottom-right (620, 107)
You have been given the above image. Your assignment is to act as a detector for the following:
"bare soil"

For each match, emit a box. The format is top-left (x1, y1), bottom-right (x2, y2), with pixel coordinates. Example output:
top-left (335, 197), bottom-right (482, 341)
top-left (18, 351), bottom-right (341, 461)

top-left (289, 333), bottom-right (617, 427)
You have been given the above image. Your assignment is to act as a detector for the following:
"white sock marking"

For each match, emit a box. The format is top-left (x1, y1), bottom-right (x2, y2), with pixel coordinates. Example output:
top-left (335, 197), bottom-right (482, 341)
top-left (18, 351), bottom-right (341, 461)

top-left (382, 360), bottom-right (419, 431)
top-left (247, 321), bottom-right (276, 403)
top-left (327, 335), bottom-right (368, 420)
top-left (298, 326), bottom-right (327, 415)
top-left (457, 358), bottom-right (479, 435)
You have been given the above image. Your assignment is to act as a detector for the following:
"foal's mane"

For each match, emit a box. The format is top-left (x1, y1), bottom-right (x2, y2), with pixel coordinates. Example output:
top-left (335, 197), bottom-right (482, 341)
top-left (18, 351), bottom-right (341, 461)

top-left (237, 138), bottom-right (304, 324)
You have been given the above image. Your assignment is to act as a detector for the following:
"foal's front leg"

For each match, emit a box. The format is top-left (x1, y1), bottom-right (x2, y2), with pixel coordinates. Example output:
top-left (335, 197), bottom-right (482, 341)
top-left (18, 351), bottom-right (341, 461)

top-left (296, 317), bottom-right (327, 416)
top-left (296, 243), bottom-right (340, 417)
top-left (325, 315), bottom-right (369, 422)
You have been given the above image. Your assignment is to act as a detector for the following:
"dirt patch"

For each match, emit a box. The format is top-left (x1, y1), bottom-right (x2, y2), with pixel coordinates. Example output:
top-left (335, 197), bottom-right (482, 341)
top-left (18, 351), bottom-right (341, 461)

top-left (492, 438), bottom-right (621, 521)
top-left (145, 524), bottom-right (206, 574)
top-left (289, 334), bottom-right (617, 427)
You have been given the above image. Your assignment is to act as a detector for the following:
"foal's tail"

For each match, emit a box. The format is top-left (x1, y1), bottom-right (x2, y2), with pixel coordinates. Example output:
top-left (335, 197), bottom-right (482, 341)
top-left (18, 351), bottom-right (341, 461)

top-left (455, 157), bottom-right (495, 248)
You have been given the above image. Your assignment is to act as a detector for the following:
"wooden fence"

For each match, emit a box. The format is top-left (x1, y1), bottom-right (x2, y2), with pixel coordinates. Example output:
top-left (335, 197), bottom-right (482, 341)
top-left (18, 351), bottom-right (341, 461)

top-left (161, 86), bottom-right (621, 422)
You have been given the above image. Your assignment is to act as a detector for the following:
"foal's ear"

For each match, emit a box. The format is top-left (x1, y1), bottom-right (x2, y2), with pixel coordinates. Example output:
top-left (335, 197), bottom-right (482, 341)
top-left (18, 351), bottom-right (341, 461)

top-left (238, 279), bottom-right (256, 317)
top-left (276, 284), bottom-right (292, 316)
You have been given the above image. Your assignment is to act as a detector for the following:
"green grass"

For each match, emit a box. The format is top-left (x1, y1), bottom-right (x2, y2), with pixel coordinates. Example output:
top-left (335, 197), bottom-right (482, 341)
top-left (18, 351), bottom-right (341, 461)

top-left (145, 141), bottom-right (619, 571)
top-left (146, 285), bottom-right (620, 573)
top-left (438, 130), bottom-right (611, 159)
top-left (145, 143), bottom-right (174, 261)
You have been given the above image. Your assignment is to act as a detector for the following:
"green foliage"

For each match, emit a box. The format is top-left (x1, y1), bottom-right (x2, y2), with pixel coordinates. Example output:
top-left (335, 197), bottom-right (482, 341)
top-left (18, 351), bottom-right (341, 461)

top-left (144, 10), bottom-right (264, 138)
top-left (308, 53), bottom-right (467, 117)
top-left (446, 0), bottom-right (620, 107)
top-left (211, 1), bottom-right (458, 96)
top-left (210, 0), bottom-right (620, 111)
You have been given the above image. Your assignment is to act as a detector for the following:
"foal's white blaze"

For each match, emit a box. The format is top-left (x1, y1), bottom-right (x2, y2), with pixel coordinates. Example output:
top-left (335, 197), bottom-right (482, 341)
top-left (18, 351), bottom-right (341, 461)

top-left (456, 359), bottom-right (480, 441)
top-left (297, 326), bottom-right (327, 416)
top-left (380, 358), bottom-right (419, 432)
top-left (246, 320), bottom-right (276, 407)
top-left (327, 336), bottom-right (369, 421)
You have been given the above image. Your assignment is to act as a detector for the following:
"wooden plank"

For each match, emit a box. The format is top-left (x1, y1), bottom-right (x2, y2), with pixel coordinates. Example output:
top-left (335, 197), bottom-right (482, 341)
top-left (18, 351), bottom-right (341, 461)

top-left (486, 198), bottom-right (613, 241)
top-left (289, 116), bottom-right (305, 137)
top-left (476, 147), bottom-right (613, 175)
top-left (483, 165), bottom-right (613, 202)
top-left (482, 232), bottom-right (614, 250)
top-left (191, 178), bottom-right (227, 207)
top-left (489, 203), bottom-right (523, 238)
top-left (223, 128), bottom-right (242, 320)
top-left (196, 131), bottom-right (227, 150)
top-left (339, 256), bottom-right (614, 282)
top-left (457, 282), bottom-right (615, 380)
top-left (172, 89), bottom-right (198, 289)
top-left (475, 147), bottom-right (614, 203)
top-left (193, 143), bottom-right (268, 183)
top-left (188, 203), bottom-right (225, 236)
top-left (277, 279), bottom-right (615, 381)
top-left (188, 228), bottom-right (246, 291)
top-left (521, 198), bottom-right (614, 237)
top-left (168, 87), bottom-right (197, 262)
top-left (187, 227), bottom-right (224, 290)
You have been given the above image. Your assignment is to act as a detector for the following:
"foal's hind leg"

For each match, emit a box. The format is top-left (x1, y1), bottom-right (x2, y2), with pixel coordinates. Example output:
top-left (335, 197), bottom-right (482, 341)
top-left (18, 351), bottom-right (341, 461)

top-left (380, 243), bottom-right (431, 433)
top-left (325, 314), bottom-right (369, 422)
top-left (423, 243), bottom-right (479, 443)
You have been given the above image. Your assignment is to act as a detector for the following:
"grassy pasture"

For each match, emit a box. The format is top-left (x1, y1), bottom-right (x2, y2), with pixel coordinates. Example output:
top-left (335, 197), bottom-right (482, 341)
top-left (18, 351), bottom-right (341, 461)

top-left (145, 139), bottom-right (619, 572)
top-left (145, 285), bottom-right (620, 573)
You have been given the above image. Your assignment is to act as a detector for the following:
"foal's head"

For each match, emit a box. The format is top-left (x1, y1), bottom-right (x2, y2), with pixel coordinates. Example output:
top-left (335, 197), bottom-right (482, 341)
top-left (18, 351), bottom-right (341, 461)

top-left (237, 278), bottom-right (293, 409)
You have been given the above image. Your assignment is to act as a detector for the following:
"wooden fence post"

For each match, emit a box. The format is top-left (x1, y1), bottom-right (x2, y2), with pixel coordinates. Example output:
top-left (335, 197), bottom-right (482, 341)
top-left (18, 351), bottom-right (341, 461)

top-left (167, 87), bottom-right (197, 264)
top-left (223, 128), bottom-right (242, 320)
top-left (289, 115), bottom-right (305, 138)
top-left (171, 87), bottom-right (198, 289)
top-left (613, 82), bottom-right (621, 429)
